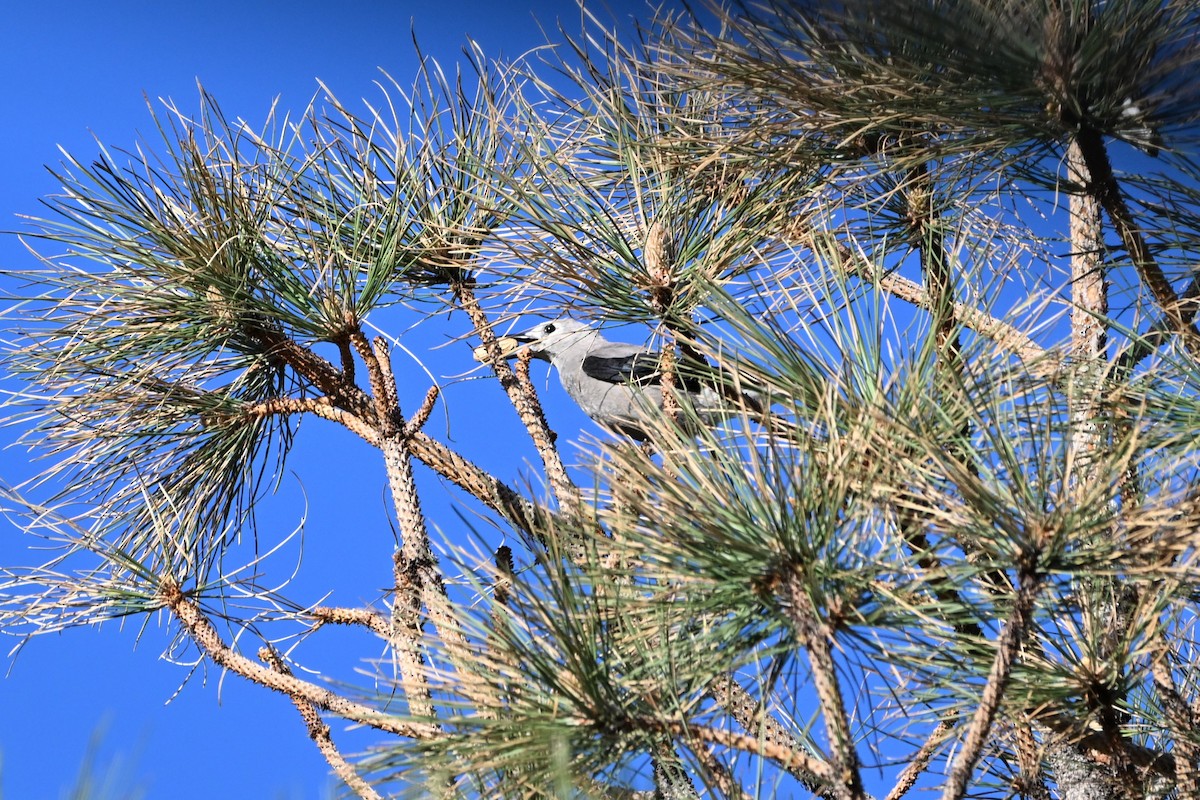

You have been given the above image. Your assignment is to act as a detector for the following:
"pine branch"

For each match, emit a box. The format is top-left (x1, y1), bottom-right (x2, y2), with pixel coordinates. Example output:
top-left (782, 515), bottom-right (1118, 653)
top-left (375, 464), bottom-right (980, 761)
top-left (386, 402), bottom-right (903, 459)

top-left (308, 606), bottom-right (392, 638)
top-left (783, 573), bottom-right (867, 800)
top-left (1151, 647), bottom-right (1200, 799)
top-left (260, 646), bottom-right (383, 800)
top-left (638, 716), bottom-right (840, 791)
top-left (708, 674), bottom-right (839, 796)
top-left (1074, 127), bottom-right (1200, 356)
top-left (942, 566), bottom-right (1043, 800)
top-left (885, 720), bottom-right (955, 800)
top-left (160, 579), bottom-right (437, 739)
top-left (453, 279), bottom-right (576, 506)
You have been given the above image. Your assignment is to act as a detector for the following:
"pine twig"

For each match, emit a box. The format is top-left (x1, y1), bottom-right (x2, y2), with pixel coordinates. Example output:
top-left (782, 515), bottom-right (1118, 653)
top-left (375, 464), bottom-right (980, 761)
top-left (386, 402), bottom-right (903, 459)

top-left (707, 674), bottom-right (837, 794)
top-left (640, 717), bottom-right (838, 789)
top-left (309, 606), bottom-right (392, 639)
top-left (260, 646), bottom-right (383, 800)
top-left (239, 396), bottom-right (381, 446)
top-left (784, 573), bottom-right (867, 800)
top-left (160, 579), bottom-right (436, 739)
top-left (942, 567), bottom-right (1043, 800)
top-left (885, 719), bottom-right (955, 800)
top-left (453, 279), bottom-right (575, 506)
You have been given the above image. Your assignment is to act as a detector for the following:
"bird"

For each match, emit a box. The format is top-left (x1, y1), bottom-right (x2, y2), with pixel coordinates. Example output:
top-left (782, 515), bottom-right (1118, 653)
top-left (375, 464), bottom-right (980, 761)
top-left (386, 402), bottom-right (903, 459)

top-left (478, 318), bottom-right (761, 440)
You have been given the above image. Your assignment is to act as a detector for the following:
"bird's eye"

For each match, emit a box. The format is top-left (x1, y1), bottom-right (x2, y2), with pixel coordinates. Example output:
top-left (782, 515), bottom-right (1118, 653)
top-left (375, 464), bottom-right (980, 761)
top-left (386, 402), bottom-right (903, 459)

top-left (544, 323), bottom-right (556, 334)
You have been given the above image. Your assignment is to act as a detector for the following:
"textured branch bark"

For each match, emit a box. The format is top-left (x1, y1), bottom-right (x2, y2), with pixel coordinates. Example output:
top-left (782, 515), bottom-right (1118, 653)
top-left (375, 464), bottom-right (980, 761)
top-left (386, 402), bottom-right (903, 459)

top-left (708, 673), bottom-right (837, 793)
top-left (784, 573), bottom-right (867, 800)
top-left (638, 716), bottom-right (839, 788)
top-left (453, 279), bottom-right (575, 506)
top-left (1059, 136), bottom-right (1136, 798)
top-left (885, 719), bottom-right (954, 800)
top-left (240, 396), bottom-right (381, 446)
top-left (942, 567), bottom-right (1042, 800)
top-left (160, 579), bottom-right (437, 739)
top-left (408, 430), bottom-right (545, 539)
top-left (1151, 647), bottom-right (1200, 799)
top-left (244, 311), bottom-right (547, 541)
top-left (309, 606), bottom-right (392, 638)
top-left (369, 336), bottom-right (497, 718)
top-left (1074, 127), bottom-right (1200, 355)
top-left (1067, 137), bottom-right (1109, 482)
top-left (260, 646), bottom-right (383, 800)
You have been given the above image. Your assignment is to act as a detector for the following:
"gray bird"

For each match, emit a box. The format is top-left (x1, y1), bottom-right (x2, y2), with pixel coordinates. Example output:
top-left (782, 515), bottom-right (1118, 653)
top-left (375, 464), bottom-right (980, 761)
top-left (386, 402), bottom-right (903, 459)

top-left (497, 318), bottom-right (760, 440)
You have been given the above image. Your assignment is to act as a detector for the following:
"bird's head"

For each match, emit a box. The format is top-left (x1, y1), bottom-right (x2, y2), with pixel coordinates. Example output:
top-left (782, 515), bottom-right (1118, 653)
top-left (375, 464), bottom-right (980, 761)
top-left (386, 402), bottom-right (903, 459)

top-left (471, 318), bottom-right (597, 364)
top-left (509, 318), bottom-right (597, 361)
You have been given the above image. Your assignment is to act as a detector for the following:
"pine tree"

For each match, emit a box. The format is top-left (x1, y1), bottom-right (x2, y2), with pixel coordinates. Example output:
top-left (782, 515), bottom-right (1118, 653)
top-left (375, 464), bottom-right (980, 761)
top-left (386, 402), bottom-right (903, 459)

top-left (5, 2), bottom-right (1200, 797)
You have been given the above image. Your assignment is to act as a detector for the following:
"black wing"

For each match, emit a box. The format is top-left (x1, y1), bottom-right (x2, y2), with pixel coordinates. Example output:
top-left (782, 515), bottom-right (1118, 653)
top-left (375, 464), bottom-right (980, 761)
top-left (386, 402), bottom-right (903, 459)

top-left (582, 346), bottom-right (716, 395)
top-left (582, 349), bottom-right (662, 386)
top-left (585, 346), bottom-right (764, 412)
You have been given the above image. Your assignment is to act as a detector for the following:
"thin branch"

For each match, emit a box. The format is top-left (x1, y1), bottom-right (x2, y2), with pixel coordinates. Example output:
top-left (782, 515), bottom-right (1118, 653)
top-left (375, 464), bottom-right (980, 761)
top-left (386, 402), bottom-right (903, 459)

top-left (784, 573), bottom-right (866, 800)
top-left (453, 278), bottom-right (575, 506)
top-left (708, 673), bottom-right (836, 795)
top-left (242, 313), bottom-right (546, 541)
top-left (1112, 270), bottom-right (1200, 376)
top-left (309, 606), bottom-right (392, 639)
top-left (350, 330), bottom-right (399, 436)
top-left (885, 719), bottom-right (955, 800)
top-left (693, 744), bottom-right (753, 800)
top-left (845, 256), bottom-right (1052, 369)
top-left (645, 219), bottom-right (684, 427)
top-left (247, 322), bottom-right (376, 420)
top-left (260, 646), bottom-right (383, 800)
top-left (408, 430), bottom-right (545, 541)
top-left (941, 567), bottom-right (1043, 800)
top-left (1014, 721), bottom-right (1051, 800)
top-left (240, 396), bottom-right (380, 446)
top-left (635, 716), bottom-right (838, 789)
top-left (160, 580), bottom-right (436, 739)
top-left (404, 385), bottom-right (440, 439)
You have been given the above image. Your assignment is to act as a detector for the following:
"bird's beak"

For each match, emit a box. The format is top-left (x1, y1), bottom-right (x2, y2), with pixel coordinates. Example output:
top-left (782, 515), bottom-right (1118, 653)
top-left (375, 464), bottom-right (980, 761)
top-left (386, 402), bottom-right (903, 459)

top-left (472, 335), bottom-right (527, 363)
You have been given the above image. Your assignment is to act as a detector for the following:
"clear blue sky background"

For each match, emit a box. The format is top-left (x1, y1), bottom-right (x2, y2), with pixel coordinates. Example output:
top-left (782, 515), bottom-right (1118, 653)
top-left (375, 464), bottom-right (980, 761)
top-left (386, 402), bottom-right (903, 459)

top-left (0, 2), bottom-right (669, 797)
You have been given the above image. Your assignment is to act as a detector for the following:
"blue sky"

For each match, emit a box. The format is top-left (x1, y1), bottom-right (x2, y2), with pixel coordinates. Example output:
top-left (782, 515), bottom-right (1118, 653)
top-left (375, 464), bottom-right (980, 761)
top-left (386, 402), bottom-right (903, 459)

top-left (0, 2), bottom-right (666, 797)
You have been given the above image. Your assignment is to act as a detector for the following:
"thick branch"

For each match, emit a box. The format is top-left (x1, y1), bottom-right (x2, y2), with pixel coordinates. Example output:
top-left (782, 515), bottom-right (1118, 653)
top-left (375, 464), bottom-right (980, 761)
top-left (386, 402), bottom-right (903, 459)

top-left (368, 336), bottom-right (498, 717)
top-left (349, 332), bottom-right (437, 720)
top-left (247, 322), bottom-right (376, 420)
top-left (1073, 128), bottom-right (1200, 354)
